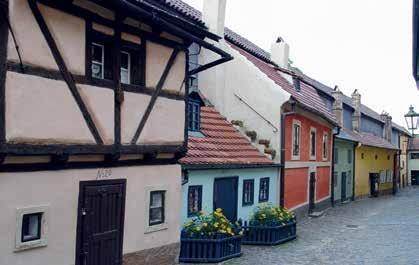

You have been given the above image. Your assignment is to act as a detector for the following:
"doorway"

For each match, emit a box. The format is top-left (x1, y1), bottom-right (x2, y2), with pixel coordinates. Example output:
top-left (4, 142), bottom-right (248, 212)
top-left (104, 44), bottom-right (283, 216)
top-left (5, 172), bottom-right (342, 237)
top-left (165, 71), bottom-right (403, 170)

top-left (213, 177), bottom-right (238, 221)
top-left (341, 172), bottom-right (347, 202)
top-left (309, 172), bottom-right (316, 213)
top-left (75, 179), bottom-right (126, 265)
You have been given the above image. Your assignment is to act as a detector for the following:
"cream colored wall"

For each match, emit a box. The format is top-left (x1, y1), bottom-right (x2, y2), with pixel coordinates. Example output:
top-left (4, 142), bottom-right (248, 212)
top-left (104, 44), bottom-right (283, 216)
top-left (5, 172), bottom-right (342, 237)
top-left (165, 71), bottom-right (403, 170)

top-left (8, 1), bottom-right (85, 75)
top-left (5, 72), bottom-right (96, 144)
top-left (146, 42), bottom-right (186, 93)
top-left (198, 41), bottom-right (291, 162)
top-left (0, 165), bottom-right (181, 265)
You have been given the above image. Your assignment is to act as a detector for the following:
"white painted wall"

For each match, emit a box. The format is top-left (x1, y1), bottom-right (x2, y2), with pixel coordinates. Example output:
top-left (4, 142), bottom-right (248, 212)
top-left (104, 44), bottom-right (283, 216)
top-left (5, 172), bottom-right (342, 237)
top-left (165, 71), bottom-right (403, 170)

top-left (198, 41), bottom-right (291, 162)
top-left (0, 165), bottom-right (181, 265)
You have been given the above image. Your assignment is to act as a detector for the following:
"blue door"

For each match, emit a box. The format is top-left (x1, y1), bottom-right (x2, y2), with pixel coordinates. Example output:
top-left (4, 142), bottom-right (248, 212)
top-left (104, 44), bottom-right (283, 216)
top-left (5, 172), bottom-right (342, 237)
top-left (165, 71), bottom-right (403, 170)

top-left (213, 177), bottom-right (238, 221)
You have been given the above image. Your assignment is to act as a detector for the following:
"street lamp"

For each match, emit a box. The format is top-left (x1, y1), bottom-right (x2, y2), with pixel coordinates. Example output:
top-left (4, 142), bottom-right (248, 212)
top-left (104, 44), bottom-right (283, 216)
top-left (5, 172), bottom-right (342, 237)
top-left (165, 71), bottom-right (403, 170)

top-left (405, 105), bottom-right (419, 135)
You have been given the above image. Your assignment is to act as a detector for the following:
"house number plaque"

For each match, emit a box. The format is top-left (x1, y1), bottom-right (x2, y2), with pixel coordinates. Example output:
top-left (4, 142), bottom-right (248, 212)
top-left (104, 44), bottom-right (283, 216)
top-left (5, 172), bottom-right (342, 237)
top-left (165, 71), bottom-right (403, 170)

top-left (96, 168), bottom-right (112, 180)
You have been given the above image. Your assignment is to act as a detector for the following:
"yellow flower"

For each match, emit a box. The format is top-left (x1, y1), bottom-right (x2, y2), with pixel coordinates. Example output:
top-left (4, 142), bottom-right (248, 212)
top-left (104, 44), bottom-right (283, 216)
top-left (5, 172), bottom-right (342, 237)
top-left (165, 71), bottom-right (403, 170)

top-left (216, 208), bottom-right (222, 213)
top-left (195, 227), bottom-right (201, 232)
top-left (220, 229), bottom-right (226, 234)
top-left (214, 222), bottom-right (219, 228)
top-left (203, 223), bottom-right (208, 227)
top-left (200, 211), bottom-right (205, 216)
top-left (227, 227), bottom-right (232, 234)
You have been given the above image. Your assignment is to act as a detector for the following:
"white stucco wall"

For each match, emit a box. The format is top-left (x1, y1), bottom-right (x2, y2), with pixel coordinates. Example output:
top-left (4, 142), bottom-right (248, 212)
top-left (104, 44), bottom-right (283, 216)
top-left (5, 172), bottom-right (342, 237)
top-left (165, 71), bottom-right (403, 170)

top-left (198, 41), bottom-right (290, 162)
top-left (0, 165), bottom-right (181, 265)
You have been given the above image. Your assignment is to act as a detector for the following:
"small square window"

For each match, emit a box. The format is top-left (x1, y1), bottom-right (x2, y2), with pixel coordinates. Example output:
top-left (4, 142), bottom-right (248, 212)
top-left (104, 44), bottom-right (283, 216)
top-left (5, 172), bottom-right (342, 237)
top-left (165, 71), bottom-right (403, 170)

top-left (259, 178), bottom-right (270, 202)
top-left (188, 186), bottom-right (202, 217)
top-left (149, 191), bottom-right (165, 226)
top-left (21, 213), bottom-right (42, 243)
top-left (243, 179), bottom-right (254, 206)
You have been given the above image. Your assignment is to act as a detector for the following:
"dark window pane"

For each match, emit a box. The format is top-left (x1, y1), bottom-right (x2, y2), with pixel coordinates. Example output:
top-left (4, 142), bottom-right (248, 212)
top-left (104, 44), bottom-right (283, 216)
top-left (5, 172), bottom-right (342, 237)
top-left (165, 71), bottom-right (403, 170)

top-left (92, 44), bottom-right (103, 62)
top-left (121, 51), bottom-right (129, 69)
top-left (150, 208), bottom-right (163, 223)
top-left (149, 191), bottom-right (165, 225)
top-left (22, 213), bottom-right (42, 242)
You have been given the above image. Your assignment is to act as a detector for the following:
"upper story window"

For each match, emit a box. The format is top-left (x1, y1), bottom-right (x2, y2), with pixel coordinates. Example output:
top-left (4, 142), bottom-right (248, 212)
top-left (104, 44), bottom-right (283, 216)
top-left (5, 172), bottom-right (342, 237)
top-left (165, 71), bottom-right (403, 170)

top-left (259, 178), bottom-right (270, 202)
top-left (411, 153), bottom-right (419, 159)
top-left (292, 120), bottom-right (301, 160)
top-left (322, 132), bottom-right (329, 160)
top-left (188, 99), bottom-right (201, 132)
top-left (242, 179), bottom-right (254, 206)
top-left (347, 149), bottom-right (352, 163)
top-left (89, 30), bottom-right (144, 86)
top-left (310, 127), bottom-right (316, 160)
top-left (334, 148), bottom-right (338, 164)
top-left (187, 185), bottom-right (202, 217)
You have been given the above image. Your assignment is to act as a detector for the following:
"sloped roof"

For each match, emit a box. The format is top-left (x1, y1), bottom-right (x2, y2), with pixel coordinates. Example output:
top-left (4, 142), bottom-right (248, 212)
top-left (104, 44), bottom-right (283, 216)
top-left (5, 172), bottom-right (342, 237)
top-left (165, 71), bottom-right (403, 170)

top-left (180, 107), bottom-right (276, 168)
top-left (409, 137), bottom-right (419, 151)
top-left (147, 0), bottom-right (204, 25)
top-left (230, 45), bottom-right (337, 126)
top-left (342, 128), bottom-right (399, 150)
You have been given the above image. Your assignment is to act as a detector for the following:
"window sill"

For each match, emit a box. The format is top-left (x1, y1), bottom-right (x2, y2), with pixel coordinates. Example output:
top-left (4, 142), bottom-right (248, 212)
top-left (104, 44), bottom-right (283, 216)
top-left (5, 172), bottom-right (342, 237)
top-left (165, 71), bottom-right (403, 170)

top-left (291, 156), bottom-right (300, 161)
top-left (14, 240), bottom-right (47, 252)
top-left (242, 203), bottom-right (254, 207)
top-left (144, 222), bottom-right (169, 234)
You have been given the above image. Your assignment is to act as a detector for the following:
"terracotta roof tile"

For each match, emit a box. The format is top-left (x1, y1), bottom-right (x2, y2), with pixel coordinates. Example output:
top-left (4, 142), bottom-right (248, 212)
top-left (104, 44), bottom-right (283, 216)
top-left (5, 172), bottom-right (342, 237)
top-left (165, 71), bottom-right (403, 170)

top-left (180, 107), bottom-right (275, 166)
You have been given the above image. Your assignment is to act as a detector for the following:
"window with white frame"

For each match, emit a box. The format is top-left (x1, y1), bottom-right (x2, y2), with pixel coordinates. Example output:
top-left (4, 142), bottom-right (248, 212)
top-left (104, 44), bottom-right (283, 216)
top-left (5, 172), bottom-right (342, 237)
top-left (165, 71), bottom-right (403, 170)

top-left (91, 43), bottom-right (105, 79)
top-left (322, 132), bottom-right (329, 160)
top-left (259, 178), bottom-right (270, 202)
top-left (15, 206), bottom-right (48, 251)
top-left (120, 51), bottom-right (131, 84)
top-left (309, 127), bottom-right (316, 160)
top-left (149, 191), bottom-right (165, 226)
top-left (292, 120), bottom-right (301, 160)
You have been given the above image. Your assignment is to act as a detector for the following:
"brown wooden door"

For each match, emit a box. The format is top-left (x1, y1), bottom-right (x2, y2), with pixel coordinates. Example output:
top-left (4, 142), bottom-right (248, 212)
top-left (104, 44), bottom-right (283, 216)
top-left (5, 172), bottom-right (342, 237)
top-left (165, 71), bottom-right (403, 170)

top-left (76, 179), bottom-right (126, 265)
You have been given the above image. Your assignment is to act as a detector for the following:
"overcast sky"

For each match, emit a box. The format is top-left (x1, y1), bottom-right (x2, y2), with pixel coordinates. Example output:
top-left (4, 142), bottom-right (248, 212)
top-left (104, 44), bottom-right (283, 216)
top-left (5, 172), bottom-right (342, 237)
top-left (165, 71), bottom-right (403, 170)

top-left (183, 0), bottom-right (419, 127)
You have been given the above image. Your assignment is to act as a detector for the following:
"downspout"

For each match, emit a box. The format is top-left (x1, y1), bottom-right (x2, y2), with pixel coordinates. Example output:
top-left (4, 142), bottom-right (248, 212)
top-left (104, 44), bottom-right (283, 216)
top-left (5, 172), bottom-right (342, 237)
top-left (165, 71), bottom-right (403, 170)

top-left (352, 142), bottom-right (356, 201)
top-left (279, 99), bottom-right (296, 208)
top-left (393, 150), bottom-right (400, 195)
top-left (330, 127), bottom-right (341, 207)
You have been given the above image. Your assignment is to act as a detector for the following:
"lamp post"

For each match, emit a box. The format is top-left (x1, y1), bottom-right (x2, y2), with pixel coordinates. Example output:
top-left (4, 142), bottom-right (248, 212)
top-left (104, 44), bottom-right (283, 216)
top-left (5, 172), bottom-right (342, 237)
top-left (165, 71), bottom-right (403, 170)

top-left (405, 105), bottom-right (419, 136)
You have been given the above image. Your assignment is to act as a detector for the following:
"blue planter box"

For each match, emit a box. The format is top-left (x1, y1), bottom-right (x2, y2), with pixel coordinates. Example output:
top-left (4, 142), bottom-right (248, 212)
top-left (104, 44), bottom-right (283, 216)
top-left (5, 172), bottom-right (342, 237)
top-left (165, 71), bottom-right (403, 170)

top-left (241, 220), bottom-right (297, 245)
top-left (179, 231), bottom-right (242, 263)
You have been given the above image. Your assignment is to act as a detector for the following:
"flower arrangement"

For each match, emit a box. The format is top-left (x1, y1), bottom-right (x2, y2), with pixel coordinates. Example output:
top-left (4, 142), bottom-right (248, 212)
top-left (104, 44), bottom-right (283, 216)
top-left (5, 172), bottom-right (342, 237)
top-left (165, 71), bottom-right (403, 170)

top-left (249, 203), bottom-right (296, 226)
top-left (183, 208), bottom-right (242, 238)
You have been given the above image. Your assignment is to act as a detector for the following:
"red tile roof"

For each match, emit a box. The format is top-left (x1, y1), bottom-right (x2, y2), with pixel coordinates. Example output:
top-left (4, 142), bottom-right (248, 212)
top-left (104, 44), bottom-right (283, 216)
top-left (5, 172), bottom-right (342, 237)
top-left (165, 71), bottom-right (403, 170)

top-left (180, 107), bottom-right (275, 167)
top-left (230, 44), bottom-right (337, 126)
top-left (409, 137), bottom-right (419, 151)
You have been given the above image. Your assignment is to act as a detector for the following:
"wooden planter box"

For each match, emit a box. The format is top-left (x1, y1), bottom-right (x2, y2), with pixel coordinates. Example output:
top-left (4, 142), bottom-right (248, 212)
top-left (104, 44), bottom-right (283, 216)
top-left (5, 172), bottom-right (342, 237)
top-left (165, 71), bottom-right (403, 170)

top-left (179, 231), bottom-right (242, 263)
top-left (241, 220), bottom-right (297, 245)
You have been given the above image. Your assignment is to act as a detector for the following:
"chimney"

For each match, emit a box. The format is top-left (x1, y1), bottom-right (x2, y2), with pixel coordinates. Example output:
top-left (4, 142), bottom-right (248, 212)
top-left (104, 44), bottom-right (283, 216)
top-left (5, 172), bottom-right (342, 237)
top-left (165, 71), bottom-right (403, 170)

top-left (202, 0), bottom-right (227, 37)
top-left (351, 89), bottom-right (361, 132)
top-left (271, 37), bottom-right (290, 69)
top-left (380, 112), bottom-right (393, 142)
top-left (331, 85), bottom-right (343, 127)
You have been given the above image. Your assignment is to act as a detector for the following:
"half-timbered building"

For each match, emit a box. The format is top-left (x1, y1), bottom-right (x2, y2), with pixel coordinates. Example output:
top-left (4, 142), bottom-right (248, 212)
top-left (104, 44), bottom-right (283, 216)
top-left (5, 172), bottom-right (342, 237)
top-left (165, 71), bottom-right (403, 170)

top-left (0, 1), bottom-right (231, 264)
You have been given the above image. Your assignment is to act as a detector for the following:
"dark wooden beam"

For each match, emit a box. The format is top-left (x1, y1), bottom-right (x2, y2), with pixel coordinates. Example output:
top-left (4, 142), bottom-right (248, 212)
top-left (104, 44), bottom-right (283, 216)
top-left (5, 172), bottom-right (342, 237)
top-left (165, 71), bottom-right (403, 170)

top-left (0, 0), bottom-right (8, 144)
top-left (28, 0), bottom-right (104, 144)
top-left (0, 143), bottom-right (185, 156)
top-left (113, 16), bottom-right (123, 146)
top-left (7, 61), bottom-right (185, 101)
top-left (131, 49), bottom-right (180, 144)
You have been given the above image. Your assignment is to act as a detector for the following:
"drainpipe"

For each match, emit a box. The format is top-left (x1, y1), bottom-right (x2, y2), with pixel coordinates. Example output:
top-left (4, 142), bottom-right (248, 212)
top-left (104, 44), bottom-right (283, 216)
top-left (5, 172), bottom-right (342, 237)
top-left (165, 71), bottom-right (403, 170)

top-left (279, 99), bottom-right (296, 208)
top-left (393, 151), bottom-right (400, 195)
top-left (352, 142), bottom-right (356, 201)
top-left (330, 127), bottom-right (341, 207)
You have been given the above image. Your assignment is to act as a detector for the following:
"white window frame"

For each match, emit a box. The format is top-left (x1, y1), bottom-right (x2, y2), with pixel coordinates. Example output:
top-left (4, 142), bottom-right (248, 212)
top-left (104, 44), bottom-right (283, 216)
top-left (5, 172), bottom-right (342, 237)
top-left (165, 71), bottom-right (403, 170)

top-left (120, 51), bottom-right (131, 84)
top-left (291, 120), bottom-right (301, 160)
top-left (309, 127), bottom-right (317, 160)
top-left (322, 132), bottom-right (329, 161)
top-left (15, 205), bottom-right (49, 252)
top-left (92, 43), bottom-right (105, 79)
top-left (144, 185), bottom-right (168, 234)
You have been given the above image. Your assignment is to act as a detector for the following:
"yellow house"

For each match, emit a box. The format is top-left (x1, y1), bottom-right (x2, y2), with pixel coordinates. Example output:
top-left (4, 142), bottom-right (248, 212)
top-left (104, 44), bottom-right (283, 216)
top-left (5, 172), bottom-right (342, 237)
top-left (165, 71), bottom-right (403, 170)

top-left (355, 145), bottom-right (398, 198)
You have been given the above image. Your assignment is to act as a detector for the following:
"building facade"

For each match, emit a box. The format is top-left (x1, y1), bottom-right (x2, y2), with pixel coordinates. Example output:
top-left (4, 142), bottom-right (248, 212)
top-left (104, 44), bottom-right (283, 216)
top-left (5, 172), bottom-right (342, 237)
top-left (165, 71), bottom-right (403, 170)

top-left (408, 137), bottom-right (419, 185)
top-left (0, 1), bottom-right (228, 265)
top-left (180, 106), bottom-right (279, 224)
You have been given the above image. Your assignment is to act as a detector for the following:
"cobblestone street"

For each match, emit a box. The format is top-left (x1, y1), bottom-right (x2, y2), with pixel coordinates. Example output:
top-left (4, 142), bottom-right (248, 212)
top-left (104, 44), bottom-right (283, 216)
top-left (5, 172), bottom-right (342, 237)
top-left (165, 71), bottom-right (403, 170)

top-left (223, 187), bottom-right (419, 265)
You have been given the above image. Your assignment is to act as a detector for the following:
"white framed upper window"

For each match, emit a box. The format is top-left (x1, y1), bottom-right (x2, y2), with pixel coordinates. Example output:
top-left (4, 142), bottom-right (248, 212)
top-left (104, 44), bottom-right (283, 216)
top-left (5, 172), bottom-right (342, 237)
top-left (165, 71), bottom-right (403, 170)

top-left (15, 205), bottom-right (49, 252)
top-left (120, 51), bottom-right (131, 84)
top-left (309, 127), bottom-right (317, 160)
top-left (91, 43), bottom-right (105, 79)
top-left (292, 120), bottom-right (301, 160)
top-left (322, 132), bottom-right (329, 161)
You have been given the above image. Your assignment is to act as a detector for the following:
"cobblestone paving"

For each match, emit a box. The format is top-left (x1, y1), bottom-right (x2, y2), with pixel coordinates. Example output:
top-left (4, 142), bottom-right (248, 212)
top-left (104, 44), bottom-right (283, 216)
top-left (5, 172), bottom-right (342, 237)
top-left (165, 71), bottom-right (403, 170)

top-left (222, 187), bottom-right (419, 265)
